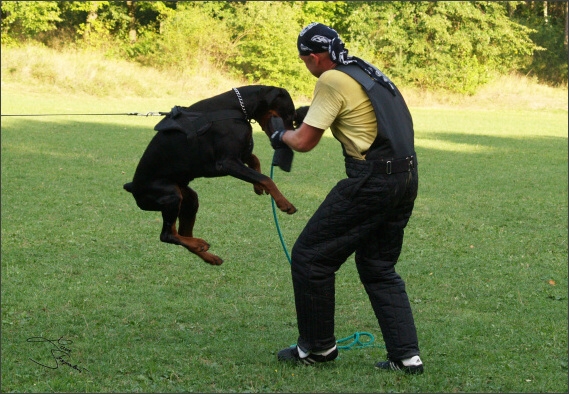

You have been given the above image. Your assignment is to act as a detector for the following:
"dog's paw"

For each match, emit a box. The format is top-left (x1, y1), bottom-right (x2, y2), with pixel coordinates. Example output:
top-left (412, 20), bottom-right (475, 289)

top-left (187, 238), bottom-right (210, 253)
top-left (282, 204), bottom-right (297, 215)
top-left (253, 183), bottom-right (266, 195)
top-left (199, 252), bottom-right (224, 266)
top-left (274, 197), bottom-right (297, 215)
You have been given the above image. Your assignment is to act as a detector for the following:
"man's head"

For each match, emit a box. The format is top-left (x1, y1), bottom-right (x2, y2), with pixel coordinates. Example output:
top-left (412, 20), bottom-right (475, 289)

top-left (297, 22), bottom-right (339, 56)
top-left (297, 22), bottom-right (342, 77)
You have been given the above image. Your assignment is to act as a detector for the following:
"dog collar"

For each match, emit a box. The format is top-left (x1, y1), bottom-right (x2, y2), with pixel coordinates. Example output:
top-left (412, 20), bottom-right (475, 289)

top-left (232, 87), bottom-right (249, 121)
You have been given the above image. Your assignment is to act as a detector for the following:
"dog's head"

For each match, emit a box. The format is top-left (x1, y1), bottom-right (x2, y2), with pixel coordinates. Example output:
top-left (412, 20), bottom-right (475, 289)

top-left (251, 86), bottom-right (296, 136)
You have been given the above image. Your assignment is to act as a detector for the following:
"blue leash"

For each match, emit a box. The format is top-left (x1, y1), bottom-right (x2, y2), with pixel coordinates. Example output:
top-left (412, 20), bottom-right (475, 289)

top-left (269, 163), bottom-right (383, 351)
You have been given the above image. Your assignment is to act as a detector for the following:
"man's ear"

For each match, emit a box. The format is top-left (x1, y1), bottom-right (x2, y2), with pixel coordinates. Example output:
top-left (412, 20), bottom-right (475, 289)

top-left (315, 52), bottom-right (328, 62)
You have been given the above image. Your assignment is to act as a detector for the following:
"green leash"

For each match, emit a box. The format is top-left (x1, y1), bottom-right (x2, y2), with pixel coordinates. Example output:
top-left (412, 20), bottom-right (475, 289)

top-left (270, 164), bottom-right (292, 264)
top-left (336, 331), bottom-right (379, 350)
top-left (269, 163), bottom-right (383, 352)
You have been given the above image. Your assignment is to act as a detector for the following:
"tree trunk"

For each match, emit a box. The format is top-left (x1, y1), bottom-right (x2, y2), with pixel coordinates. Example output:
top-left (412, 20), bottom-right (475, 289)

top-left (127, 0), bottom-right (137, 43)
top-left (506, 2), bottom-right (514, 18)
top-left (563, 2), bottom-right (569, 48)
top-left (84, 1), bottom-right (99, 41)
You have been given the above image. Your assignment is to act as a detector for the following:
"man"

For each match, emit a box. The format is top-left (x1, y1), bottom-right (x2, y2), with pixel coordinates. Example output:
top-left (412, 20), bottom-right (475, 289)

top-left (270, 23), bottom-right (423, 374)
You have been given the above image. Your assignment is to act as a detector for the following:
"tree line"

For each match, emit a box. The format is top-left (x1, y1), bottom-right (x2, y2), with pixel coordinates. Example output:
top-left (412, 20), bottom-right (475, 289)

top-left (1, 1), bottom-right (567, 96)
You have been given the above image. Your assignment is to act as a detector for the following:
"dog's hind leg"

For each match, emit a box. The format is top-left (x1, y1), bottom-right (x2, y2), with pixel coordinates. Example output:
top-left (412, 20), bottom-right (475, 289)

top-left (178, 186), bottom-right (223, 265)
top-left (157, 185), bottom-right (212, 258)
top-left (177, 186), bottom-right (199, 237)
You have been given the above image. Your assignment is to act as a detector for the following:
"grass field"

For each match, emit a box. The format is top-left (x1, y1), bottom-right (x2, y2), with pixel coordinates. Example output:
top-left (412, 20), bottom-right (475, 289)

top-left (1, 73), bottom-right (568, 392)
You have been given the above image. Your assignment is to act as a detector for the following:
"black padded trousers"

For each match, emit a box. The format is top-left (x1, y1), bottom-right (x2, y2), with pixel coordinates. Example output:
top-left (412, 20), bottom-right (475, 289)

top-left (290, 158), bottom-right (420, 361)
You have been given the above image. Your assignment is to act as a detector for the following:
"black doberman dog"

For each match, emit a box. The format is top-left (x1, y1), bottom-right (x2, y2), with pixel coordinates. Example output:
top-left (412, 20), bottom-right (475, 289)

top-left (124, 86), bottom-right (298, 265)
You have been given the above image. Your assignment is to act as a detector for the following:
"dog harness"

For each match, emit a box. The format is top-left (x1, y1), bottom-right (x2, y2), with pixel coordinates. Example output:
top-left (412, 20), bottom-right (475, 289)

top-left (154, 106), bottom-right (248, 140)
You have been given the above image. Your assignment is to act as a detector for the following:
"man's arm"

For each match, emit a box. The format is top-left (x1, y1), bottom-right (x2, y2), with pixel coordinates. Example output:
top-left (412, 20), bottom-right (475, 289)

top-left (281, 123), bottom-right (325, 152)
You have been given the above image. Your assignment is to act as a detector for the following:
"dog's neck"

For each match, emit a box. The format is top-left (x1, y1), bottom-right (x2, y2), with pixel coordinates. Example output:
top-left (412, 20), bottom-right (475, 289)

top-left (256, 110), bottom-right (280, 133)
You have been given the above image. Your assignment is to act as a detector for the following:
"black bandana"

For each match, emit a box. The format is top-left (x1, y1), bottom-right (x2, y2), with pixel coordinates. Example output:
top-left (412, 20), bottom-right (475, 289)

top-left (297, 22), bottom-right (396, 95)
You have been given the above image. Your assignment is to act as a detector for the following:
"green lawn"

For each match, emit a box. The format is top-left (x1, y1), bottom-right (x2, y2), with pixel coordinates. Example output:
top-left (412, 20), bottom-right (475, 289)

top-left (1, 88), bottom-right (567, 392)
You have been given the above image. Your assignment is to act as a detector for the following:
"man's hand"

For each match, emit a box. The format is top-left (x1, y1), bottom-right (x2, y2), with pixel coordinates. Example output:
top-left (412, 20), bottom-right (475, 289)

top-left (269, 117), bottom-right (288, 149)
top-left (270, 130), bottom-right (287, 149)
top-left (269, 116), bottom-right (294, 171)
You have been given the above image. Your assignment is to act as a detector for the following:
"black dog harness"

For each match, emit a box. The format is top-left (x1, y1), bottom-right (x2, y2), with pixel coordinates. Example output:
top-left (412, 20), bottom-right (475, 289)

top-left (154, 106), bottom-right (248, 140)
top-left (154, 88), bottom-right (250, 140)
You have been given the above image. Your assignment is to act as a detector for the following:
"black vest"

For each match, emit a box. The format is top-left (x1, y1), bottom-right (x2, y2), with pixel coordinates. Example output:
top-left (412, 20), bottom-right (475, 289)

top-left (334, 64), bottom-right (415, 160)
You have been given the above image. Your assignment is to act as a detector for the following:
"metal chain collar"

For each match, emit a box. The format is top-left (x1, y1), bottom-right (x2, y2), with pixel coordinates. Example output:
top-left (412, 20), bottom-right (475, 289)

top-left (232, 87), bottom-right (249, 121)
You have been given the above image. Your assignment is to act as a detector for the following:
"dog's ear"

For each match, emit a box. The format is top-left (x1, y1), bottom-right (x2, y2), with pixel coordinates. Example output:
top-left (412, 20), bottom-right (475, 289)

top-left (259, 86), bottom-right (281, 106)
top-left (260, 87), bottom-right (292, 108)
top-left (254, 86), bottom-right (277, 116)
top-left (294, 106), bottom-right (310, 129)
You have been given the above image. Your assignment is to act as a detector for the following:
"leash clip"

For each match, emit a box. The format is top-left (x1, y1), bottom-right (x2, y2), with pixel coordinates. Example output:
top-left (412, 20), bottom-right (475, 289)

top-left (127, 111), bottom-right (167, 117)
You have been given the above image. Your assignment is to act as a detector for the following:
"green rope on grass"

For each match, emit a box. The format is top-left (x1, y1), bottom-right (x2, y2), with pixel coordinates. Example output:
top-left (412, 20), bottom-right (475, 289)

top-left (336, 331), bottom-right (383, 350)
top-left (270, 164), bottom-right (292, 265)
top-left (270, 162), bottom-right (384, 352)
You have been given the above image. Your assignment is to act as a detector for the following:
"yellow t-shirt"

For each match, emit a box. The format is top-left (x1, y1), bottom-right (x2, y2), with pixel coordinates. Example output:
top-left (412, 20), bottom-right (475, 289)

top-left (303, 69), bottom-right (377, 160)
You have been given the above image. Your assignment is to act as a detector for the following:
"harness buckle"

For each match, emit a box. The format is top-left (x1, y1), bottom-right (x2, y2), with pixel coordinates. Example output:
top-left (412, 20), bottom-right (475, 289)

top-left (386, 160), bottom-right (392, 175)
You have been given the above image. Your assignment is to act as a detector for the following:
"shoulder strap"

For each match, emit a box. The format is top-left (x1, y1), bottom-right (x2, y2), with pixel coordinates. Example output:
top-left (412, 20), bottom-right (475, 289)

top-left (335, 64), bottom-right (376, 91)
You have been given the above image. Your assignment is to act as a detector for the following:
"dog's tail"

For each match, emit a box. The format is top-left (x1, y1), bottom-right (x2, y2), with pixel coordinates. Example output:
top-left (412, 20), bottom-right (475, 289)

top-left (123, 182), bottom-right (133, 193)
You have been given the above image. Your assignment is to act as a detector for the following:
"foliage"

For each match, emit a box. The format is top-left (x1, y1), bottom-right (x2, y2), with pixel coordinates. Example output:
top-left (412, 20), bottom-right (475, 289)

top-left (0, 1), bottom-right (61, 46)
top-left (296, 1), bottom-right (353, 32)
top-left (510, 1), bottom-right (569, 86)
top-left (1, 1), bottom-right (566, 95)
top-left (528, 21), bottom-right (569, 85)
top-left (342, 2), bottom-right (540, 94)
top-left (129, 6), bottom-right (233, 73)
top-left (222, 2), bottom-right (314, 95)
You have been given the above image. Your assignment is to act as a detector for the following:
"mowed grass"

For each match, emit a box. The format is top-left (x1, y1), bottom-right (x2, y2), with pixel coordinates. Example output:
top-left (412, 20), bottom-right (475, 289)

top-left (1, 85), bottom-right (567, 393)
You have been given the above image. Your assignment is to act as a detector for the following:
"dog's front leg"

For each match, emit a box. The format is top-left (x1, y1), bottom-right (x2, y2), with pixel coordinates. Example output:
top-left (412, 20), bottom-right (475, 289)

top-left (253, 177), bottom-right (297, 214)
top-left (219, 159), bottom-right (297, 214)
